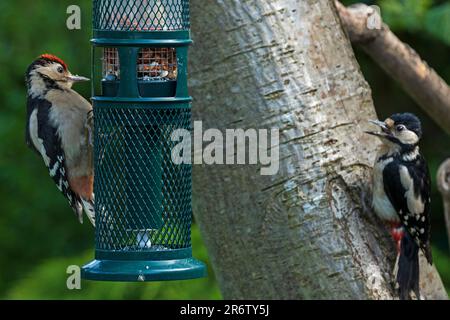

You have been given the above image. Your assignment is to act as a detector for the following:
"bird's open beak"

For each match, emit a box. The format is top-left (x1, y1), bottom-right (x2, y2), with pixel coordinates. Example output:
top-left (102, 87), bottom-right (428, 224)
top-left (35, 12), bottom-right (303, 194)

top-left (365, 119), bottom-right (391, 138)
top-left (67, 74), bottom-right (90, 82)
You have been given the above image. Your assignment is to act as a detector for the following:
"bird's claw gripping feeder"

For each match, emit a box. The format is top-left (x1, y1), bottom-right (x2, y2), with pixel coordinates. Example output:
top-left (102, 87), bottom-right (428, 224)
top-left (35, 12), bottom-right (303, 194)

top-left (82, 0), bottom-right (206, 281)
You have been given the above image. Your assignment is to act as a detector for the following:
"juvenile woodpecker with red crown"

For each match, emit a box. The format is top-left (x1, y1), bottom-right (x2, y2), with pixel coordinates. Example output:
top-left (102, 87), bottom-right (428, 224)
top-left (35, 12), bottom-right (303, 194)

top-left (366, 112), bottom-right (432, 300)
top-left (25, 54), bottom-right (95, 225)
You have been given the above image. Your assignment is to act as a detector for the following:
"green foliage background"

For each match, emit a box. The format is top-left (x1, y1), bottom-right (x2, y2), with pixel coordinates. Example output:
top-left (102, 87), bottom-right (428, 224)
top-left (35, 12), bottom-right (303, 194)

top-left (0, 0), bottom-right (448, 299)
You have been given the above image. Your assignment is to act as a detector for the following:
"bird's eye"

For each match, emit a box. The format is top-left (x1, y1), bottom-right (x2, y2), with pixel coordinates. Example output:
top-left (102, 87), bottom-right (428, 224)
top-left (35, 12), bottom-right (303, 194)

top-left (396, 125), bottom-right (406, 132)
top-left (57, 66), bottom-right (64, 73)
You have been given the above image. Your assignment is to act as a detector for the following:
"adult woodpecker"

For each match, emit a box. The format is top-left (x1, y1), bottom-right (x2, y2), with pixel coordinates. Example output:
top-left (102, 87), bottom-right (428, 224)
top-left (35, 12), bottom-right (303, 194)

top-left (25, 54), bottom-right (95, 226)
top-left (366, 113), bottom-right (432, 300)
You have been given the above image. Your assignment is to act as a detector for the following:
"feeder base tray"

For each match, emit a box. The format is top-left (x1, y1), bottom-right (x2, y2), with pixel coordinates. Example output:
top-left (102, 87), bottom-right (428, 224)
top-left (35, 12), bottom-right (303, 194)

top-left (81, 258), bottom-right (206, 282)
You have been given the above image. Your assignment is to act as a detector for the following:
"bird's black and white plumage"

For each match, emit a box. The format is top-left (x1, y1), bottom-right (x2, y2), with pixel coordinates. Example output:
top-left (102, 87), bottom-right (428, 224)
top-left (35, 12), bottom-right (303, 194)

top-left (25, 54), bottom-right (95, 226)
top-left (367, 113), bottom-right (432, 300)
top-left (382, 151), bottom-right (432, 259)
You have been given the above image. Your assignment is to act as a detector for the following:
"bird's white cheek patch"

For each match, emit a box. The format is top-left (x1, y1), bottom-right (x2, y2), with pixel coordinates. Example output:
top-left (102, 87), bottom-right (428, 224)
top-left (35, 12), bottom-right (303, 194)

top-left (398, 131), bottom-right (419, 145)
top-left (399, 165), bottom-right (424, 214)
top-left (33, 66), bottom-right (60, 83)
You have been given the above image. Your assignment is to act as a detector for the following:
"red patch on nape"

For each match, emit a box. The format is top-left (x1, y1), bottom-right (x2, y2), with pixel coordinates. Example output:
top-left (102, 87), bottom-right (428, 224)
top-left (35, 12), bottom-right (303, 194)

top-left (39, 54), bottom-right (68, 70)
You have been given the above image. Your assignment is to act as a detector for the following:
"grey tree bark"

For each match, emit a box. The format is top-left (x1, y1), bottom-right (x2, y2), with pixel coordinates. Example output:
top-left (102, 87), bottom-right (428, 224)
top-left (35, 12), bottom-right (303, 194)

top-left (189, 0), bottom-right (447, 299)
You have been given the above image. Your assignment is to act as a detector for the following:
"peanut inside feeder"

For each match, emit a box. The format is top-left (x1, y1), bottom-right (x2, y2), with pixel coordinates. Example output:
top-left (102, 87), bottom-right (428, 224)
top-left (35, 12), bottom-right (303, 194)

top-left (102, 47), bottom-right (177, 81)
top-left (138, 48), bottom-right (177, 80)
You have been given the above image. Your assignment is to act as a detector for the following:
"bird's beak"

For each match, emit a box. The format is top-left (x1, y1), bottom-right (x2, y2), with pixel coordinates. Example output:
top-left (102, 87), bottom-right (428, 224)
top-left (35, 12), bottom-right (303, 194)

top-left (67, 74), bottom-right (90, 82)
top-left (365, 119), bottom-right (391, 138)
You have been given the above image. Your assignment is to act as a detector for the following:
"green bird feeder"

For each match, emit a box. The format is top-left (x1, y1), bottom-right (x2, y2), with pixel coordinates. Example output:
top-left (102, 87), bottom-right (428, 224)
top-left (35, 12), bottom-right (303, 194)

top-left (82, 0), bottom-right (206, 281)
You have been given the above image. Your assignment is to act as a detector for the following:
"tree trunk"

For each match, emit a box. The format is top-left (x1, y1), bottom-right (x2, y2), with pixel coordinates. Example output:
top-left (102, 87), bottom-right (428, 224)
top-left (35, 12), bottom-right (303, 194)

top-left (189, 0), bottom-right (447, 299)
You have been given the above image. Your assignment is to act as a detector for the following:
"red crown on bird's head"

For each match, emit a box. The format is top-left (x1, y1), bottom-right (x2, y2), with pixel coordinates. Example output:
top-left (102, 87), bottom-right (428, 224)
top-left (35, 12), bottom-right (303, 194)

top-left (39, 54), bottom-right (68, 71)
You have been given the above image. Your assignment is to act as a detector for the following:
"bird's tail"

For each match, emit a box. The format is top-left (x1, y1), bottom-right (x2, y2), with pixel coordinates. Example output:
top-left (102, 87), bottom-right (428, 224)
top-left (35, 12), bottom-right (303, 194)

top-left (81, 197), bottom-right (95, 227)
top-left (397, 232), bottom-right (420, 300)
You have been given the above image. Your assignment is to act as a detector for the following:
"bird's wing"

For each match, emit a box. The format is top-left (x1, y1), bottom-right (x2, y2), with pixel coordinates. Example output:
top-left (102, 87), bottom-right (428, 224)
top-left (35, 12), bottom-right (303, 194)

top-left (383, 157), bottom-right (432, 263)
top-left (35, 100), bottom-right (84, 223)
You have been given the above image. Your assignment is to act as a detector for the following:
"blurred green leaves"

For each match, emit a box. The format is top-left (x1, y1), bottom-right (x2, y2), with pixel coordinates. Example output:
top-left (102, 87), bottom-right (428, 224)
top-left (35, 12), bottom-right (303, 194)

top-left (342, 0), bottom-right (450, 46)
top-left (379, 0), bottom-right (432, 31)
top-left (378, 0), bottom-right (450, 46)
top-left (424, 2), bottom-right (450, 46)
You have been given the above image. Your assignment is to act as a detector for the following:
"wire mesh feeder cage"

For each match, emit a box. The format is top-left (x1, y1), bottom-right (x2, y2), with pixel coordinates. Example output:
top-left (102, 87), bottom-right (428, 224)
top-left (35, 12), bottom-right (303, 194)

top-left (82, 0), bottom-right (206, 282)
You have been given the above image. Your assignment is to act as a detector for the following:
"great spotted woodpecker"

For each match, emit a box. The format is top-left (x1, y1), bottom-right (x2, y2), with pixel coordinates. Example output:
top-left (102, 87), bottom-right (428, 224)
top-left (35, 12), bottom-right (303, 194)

top-left (366, 113), bottom-right (432, 300)
top-left (25, 54), bottom-right (95, 226)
